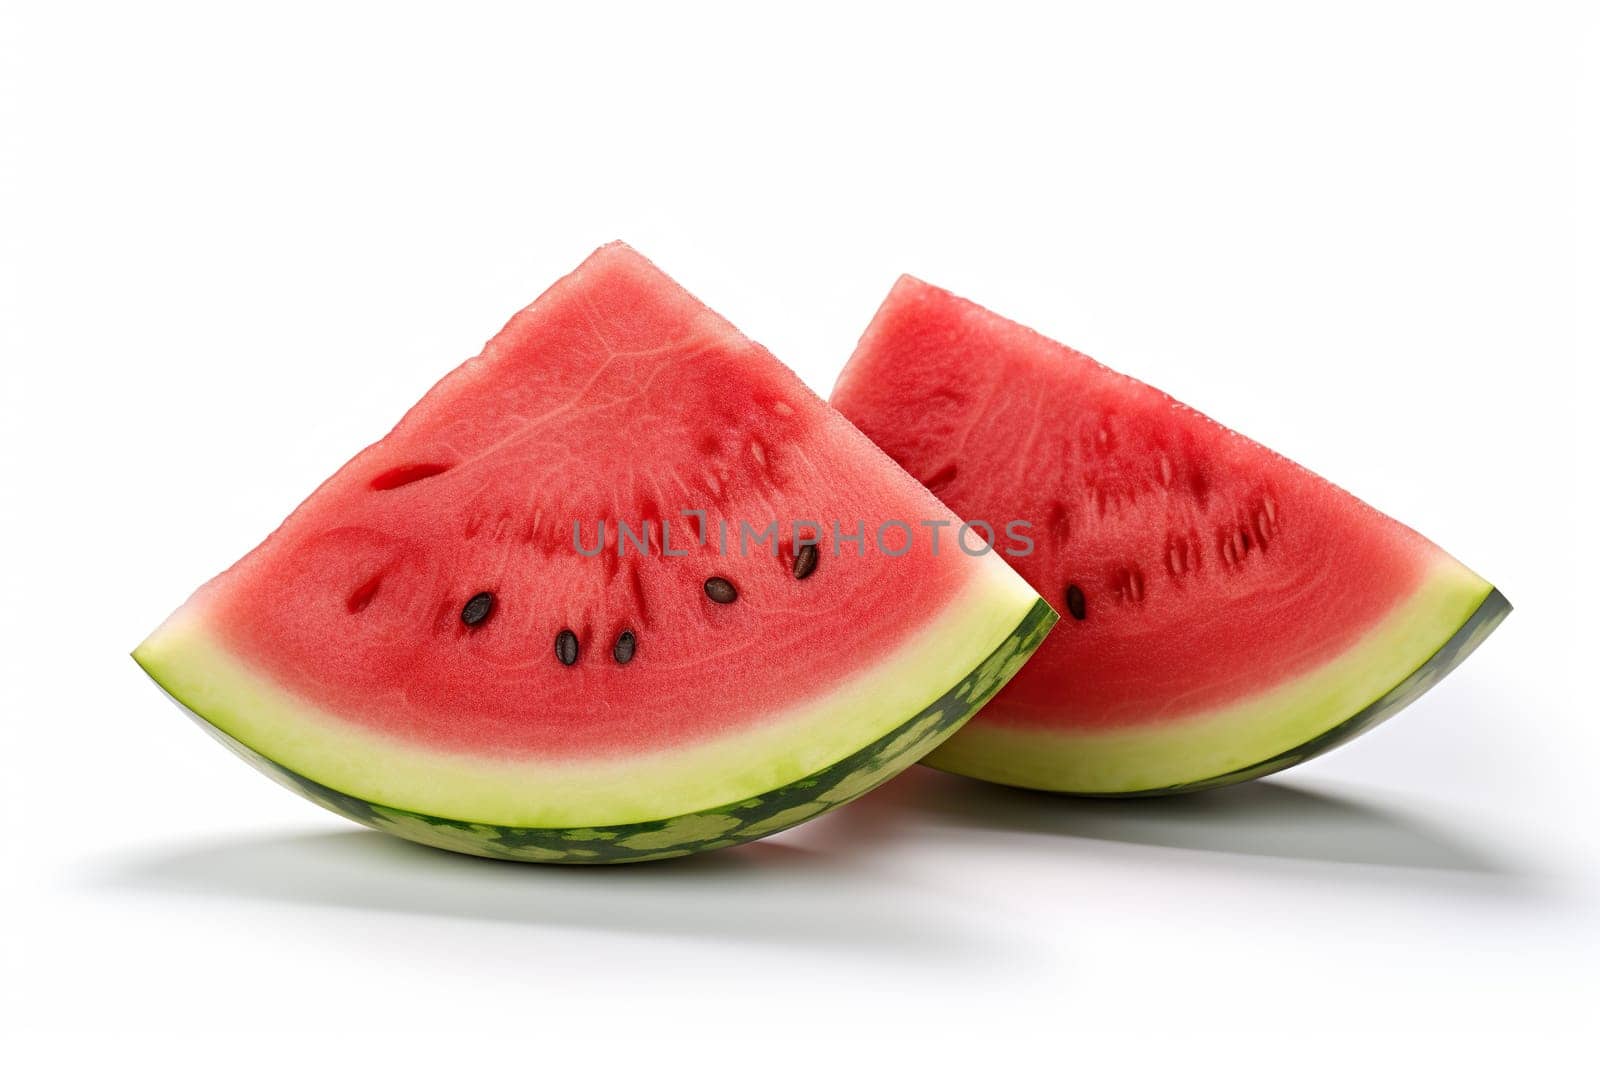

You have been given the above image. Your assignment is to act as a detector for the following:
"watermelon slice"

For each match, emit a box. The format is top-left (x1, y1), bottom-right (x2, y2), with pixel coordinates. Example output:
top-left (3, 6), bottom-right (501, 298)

top-left (134, 246), bottom-right (1054, 862)
top-left (831, 277), bottom-right (1508, 795)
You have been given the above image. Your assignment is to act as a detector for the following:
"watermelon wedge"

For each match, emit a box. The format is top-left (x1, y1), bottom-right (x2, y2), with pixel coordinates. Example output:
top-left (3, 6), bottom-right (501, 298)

top-left (134, 246), bottom-right (1054, 862)
top-left (831, 277), bottom-right (1508, 795)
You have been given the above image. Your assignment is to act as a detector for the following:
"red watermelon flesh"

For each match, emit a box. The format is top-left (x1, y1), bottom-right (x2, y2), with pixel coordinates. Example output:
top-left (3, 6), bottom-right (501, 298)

top-left (205, 252), bottom-right (969, 758)
top-left (133, 246), bottom-right (1052, 861)
top-left (831, 276), bottom-right (1508, 794)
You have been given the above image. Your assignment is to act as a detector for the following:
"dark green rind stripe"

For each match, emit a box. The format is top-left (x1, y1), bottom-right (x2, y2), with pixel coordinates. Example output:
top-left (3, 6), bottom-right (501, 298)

top-left (1059, 586), bottom-right (1512, 798)
top-left (152, 598), bottom-right (1057, 863)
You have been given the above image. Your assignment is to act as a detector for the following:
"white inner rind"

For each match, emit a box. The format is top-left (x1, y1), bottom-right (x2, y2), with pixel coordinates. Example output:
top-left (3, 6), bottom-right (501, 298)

top-left (135, 557), bottom-right (1042, 827)
top-left (923, 560), bottom-right (1493, 793)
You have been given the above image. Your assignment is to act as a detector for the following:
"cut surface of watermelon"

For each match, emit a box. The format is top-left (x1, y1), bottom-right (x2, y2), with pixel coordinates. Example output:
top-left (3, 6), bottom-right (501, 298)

top-left (134, 246), bottom-right (1053, 860)
top-left (831, 277), bottom-right (1508, 794)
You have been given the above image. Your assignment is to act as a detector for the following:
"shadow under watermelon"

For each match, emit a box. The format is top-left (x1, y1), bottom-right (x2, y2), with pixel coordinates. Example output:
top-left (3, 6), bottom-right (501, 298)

top-left (812, 765), bottom-right (1528, 881)
top-left (98, 825), bottom-right (1028, 963)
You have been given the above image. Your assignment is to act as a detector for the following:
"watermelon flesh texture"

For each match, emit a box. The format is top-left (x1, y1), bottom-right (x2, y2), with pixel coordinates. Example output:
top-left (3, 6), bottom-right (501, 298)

top-left (830, 277), bottom-right (1508, 794)
top-left (134, 245), bottom-right (1053, 861)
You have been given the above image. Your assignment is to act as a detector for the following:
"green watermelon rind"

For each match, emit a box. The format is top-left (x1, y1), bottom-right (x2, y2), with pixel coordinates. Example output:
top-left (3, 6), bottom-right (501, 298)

top-left (1073, 586), bottom-right (1512, 796)
top-left (149, 598), bottom-right (1056, 863)
top-left (925, 578), bottom-right (1509, 796)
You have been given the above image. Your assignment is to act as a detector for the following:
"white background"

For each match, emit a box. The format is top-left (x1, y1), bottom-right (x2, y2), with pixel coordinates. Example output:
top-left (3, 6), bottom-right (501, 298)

top-left (2, 1), bottom-right (1594, 1059)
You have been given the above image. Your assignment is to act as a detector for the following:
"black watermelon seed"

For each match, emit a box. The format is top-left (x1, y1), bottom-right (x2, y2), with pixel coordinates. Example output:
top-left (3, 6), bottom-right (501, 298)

top-left (461, 592), bottom-right (495, 626)
top-left (704, 576), bottom-right (738, 604)
top-left (793, 543), bottom-right (819, 580)
top-left (613, 630), bottom-right (636, 665)
top-left (555, 629), bottom-right (579, 665)
top-left (1065, 584), bottom-right (1087, 621)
